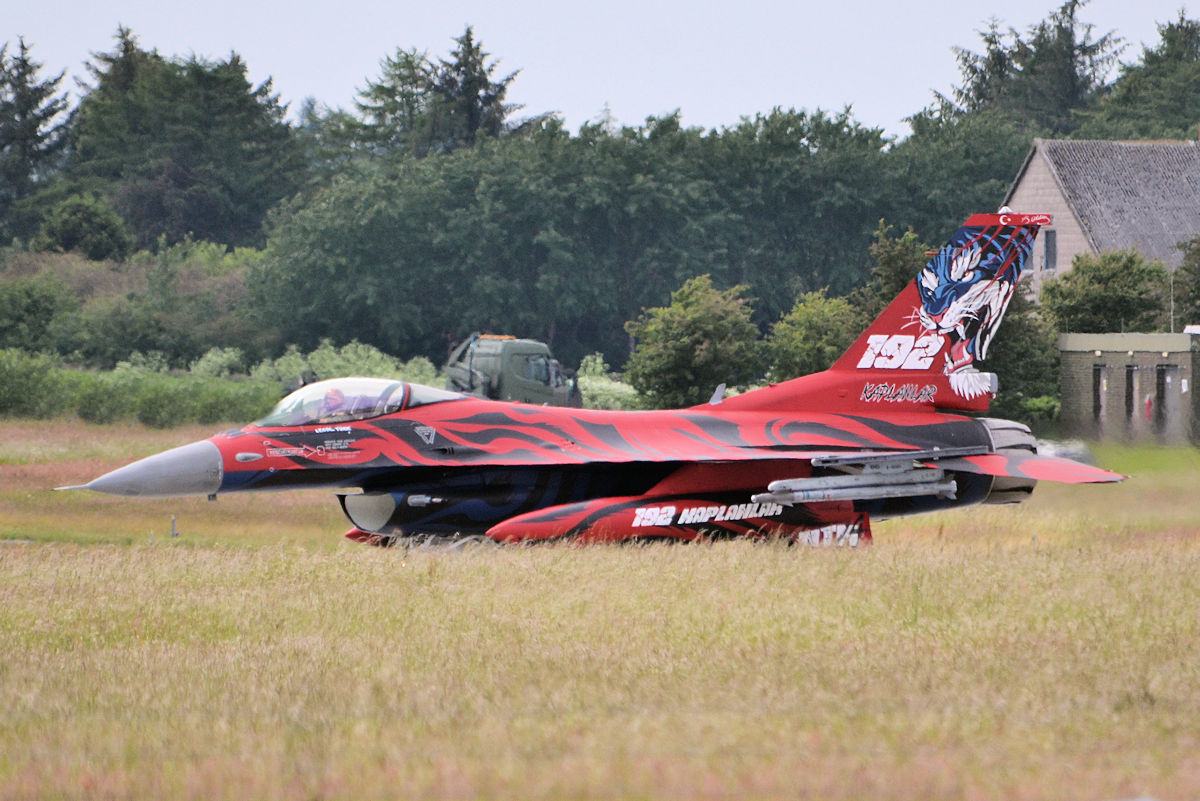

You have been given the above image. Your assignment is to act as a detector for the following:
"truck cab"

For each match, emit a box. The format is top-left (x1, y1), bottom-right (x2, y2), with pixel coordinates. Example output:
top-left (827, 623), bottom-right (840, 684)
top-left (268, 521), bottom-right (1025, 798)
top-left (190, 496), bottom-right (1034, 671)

top-left (444, 334), bottom-right (582, 407)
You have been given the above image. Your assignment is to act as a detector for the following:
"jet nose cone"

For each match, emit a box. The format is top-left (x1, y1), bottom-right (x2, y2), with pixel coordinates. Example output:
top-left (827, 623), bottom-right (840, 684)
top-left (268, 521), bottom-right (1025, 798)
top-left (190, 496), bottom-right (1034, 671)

top-left (69, 440), bottom-right (224, 498)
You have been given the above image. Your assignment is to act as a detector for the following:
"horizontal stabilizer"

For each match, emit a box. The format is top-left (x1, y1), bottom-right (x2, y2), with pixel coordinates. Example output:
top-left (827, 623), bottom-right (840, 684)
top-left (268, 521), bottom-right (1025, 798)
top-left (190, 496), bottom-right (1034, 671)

top-left (751, 441), bottom-right (1123, 507)
top-left (922, 452), bottom-right (1125, 484)
top-left (802, 445), bottom-right (1122, 485)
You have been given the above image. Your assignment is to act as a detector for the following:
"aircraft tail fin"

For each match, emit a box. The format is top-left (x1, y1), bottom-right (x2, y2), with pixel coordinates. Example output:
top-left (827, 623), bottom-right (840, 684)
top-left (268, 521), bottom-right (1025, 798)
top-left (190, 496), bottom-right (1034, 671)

top-left (718, 211), bottom-right (1049, 414)
top-left (828, 210), bottom-right (1049, 411)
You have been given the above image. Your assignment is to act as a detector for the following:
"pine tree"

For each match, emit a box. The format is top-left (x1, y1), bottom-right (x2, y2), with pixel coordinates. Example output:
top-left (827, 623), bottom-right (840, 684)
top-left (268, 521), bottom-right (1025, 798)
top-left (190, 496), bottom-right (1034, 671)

top-left (69, 27), bottom-right (169, 175)
top-left (0, 37), bottom-right (69, 231)
top-left (949, 1), bottom-right (1122, 134)
top-left (69, 28), bottom-right (301, 248)
top-left (1074, 13), bottom-right (1200, 139)
top-left (355, 47), bottom-right (437, 156)
top-left (354, 26), bottom-right (523, 157)
top-left (430, 26), bottom-right (520, 149)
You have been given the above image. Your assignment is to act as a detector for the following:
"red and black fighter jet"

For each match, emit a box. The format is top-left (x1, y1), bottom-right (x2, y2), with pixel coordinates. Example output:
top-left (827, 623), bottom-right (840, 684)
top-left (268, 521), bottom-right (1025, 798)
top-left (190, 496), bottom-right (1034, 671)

top-left (63, 211), bottom-right (1122, 546)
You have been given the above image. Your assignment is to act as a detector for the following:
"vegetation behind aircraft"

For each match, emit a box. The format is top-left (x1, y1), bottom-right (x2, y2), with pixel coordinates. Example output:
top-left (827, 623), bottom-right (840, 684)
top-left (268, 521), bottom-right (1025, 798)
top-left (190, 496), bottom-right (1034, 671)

top-left (3, 6), bottom-right (1200, 421)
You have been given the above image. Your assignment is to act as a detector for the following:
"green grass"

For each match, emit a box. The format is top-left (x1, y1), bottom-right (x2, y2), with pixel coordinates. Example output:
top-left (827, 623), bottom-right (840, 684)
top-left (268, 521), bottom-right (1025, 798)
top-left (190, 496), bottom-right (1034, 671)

top-left (1094, 439), bottom-right (1200, 475)
top-left (0, 420), bottom-right (345, 547)
top-left (2, 419), bottom-right (1199, 799)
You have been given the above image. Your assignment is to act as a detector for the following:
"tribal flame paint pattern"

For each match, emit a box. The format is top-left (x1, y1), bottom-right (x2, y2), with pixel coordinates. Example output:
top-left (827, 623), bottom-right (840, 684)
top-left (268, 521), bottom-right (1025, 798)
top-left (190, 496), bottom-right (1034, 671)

top-left (66, 212), bottom-right (1124, 546)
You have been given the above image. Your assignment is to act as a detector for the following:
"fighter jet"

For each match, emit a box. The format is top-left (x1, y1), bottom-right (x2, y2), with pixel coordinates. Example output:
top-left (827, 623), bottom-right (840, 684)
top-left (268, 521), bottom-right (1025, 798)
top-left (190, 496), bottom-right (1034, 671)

top-left (62, 211), bottom-right (1122, 546)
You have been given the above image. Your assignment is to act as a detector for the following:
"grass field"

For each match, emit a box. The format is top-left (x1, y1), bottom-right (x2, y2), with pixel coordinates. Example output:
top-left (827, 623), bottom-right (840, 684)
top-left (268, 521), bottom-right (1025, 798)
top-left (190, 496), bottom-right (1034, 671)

top-left (2, 419), bottom-right (1199, 800)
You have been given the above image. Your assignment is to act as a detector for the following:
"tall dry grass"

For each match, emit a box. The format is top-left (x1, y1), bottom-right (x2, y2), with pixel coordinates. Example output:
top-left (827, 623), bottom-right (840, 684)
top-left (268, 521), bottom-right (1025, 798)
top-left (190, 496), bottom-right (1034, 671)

top-left (2, 420), bottom-right (1199, 799)
top-left (2, 535), bottom-right (1199, 799)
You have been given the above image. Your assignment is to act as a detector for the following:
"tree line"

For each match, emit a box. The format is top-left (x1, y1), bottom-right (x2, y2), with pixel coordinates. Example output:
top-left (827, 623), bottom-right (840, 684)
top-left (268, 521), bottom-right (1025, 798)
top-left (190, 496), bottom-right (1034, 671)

top-left (4, 2), bottom-right (1200, 417)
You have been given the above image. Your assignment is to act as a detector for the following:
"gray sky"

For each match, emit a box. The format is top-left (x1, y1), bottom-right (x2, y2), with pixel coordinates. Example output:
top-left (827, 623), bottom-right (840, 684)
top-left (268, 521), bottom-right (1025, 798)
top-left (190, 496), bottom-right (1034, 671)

top-left (6, 0), bottom-right (1193, 139)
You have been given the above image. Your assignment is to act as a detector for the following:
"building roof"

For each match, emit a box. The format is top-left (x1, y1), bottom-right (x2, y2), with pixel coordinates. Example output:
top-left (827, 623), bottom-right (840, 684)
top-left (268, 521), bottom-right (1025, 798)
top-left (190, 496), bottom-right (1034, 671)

top-left (1058, 332), bottom-right (1196, 354)
top-left (1005, 138), bottom-right (1200, 268)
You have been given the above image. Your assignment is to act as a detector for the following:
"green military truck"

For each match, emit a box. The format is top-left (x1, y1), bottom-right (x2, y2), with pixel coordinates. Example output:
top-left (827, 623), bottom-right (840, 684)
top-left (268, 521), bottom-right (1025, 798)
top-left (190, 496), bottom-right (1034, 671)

top-left (444, 334), bottom-right (583, 407)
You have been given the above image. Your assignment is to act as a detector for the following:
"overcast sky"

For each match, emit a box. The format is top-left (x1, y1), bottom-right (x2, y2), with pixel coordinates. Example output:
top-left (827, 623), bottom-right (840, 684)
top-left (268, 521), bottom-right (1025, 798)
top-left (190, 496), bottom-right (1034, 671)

top-left (6, 0), bottom-right (1194, 139)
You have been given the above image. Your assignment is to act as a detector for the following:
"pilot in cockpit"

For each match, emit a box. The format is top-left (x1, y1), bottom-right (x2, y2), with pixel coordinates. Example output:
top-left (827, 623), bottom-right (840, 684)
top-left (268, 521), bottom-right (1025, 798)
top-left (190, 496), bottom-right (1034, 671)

top-left (320, 387), bottom-right (347, 421)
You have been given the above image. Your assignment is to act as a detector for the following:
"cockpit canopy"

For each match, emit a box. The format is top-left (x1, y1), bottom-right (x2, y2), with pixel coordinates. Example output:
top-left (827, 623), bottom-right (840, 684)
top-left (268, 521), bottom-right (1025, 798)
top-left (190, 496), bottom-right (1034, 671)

top-left (255, 378), bottom-right (465, 427)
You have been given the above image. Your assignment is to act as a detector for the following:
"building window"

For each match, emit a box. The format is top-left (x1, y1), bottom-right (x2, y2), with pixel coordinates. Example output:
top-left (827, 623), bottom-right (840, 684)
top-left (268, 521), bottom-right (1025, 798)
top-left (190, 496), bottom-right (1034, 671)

top-left (1042, 229), bottom-right (1057, 271)
top-left (1092, 364), bottom-right (1107, 433)
top-left (1125, 364), bottom-right (1136, 425)
top-left (1154, 364), bottom-right (1178, 435)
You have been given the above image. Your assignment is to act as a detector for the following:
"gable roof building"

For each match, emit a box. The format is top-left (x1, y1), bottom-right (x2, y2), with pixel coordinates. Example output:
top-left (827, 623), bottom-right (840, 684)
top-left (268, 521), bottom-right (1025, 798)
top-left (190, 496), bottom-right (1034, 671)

top-left (1003, 138), bottom-right (1200, 297)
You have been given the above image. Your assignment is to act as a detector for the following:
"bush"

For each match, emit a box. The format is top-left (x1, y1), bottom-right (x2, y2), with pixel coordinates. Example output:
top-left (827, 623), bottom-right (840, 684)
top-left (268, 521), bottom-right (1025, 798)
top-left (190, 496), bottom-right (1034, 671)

top-left (578, 353), bottom-right (609, 379)
top-left (130, 375), bottom-right (276, 429)
top-left (192, 379), bottom-right (279, 425)
top-left (1041, 250), bottom-right (1168, 333)
top-left (74, 373), bottom-right (133, 424)
top-left (190, 347), bottom-right (247, 378)
top-left (0, 348), bottom-right (282, 427)
top-left (578, 374), bottom-right (642, 410)
top-left (574, 353), bottom-right (640, 409)
top-left (32, 194), bottom-right (133, 262)
top-left (251, 339), bottom-right (417, 386)
top-left (1021, 395), bottom-right (1061, 423)
top-left (221, 381), bottom-right (282, 423)
top-left (0, 275), bottom-right (81, 353)
top-left (306, 339), bottom-right (399, 379)
top-left (624, 275), bottom-right (763, 408)
top-left (73, 298), bottom-right (198, 369)
top-left (397, 355), bottom-right (439, 386)
top-left (134, 237), bottom-right (269, 277)
top-left (766, 290), bottom-right (859, 381)
top-left (0, 349), bottom-right (62, 417)
top-left (134, 377), bottom-right (191, 428)
top-left (251, 344), bottom-right (310, 386)
top-left (191, 381), bottom-right (232, 425)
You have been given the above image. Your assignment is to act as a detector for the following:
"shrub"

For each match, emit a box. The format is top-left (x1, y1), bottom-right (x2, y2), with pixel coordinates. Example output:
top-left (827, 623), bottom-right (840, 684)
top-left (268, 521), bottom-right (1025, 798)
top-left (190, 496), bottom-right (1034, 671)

top-left (251, 340), bottom-right (414, 386)
top-left (135, 377), bottom-right (191, 428)
top-left (74, 373), bottom-right (133, 424)
top-left (220, 381), bottom-right (282, 423)
top-left (190, 347), bottom-right (247, 378)
top-left (574, 353), bottom-right (639, 409)
top-left (578, 374), bottom-right (642, 410)
top-left (766, 290), bottom-right (859, 381)
top-left (192, 381), bottom-right (233, 425)
top-left (0, 349), bottom-right (282, 427)
top-left (0, 349), bottom-right (62, 417)
top-left (0, 275), bottom-right (81, 353)
top-left (307, 339), bottom-right (399, 379)
top-left (397, 355), bottom-right (439, 386)
top-left (32, 194), bottom-right (133, 262)
top-left (1041, 250), bottom-right (1168, 333)
top-left (1021, 395), bottom-right (1061, 423)
top-left (624, 275), bottom-right (763, 408)
top-left (191, 379), bottom-right (279, 425)
top-left (251, 344), bottom-right (310, 386)
top-left (578, 353), bottom-right (609, 379)
top-left (32, 369), bottom-right (80, 419)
